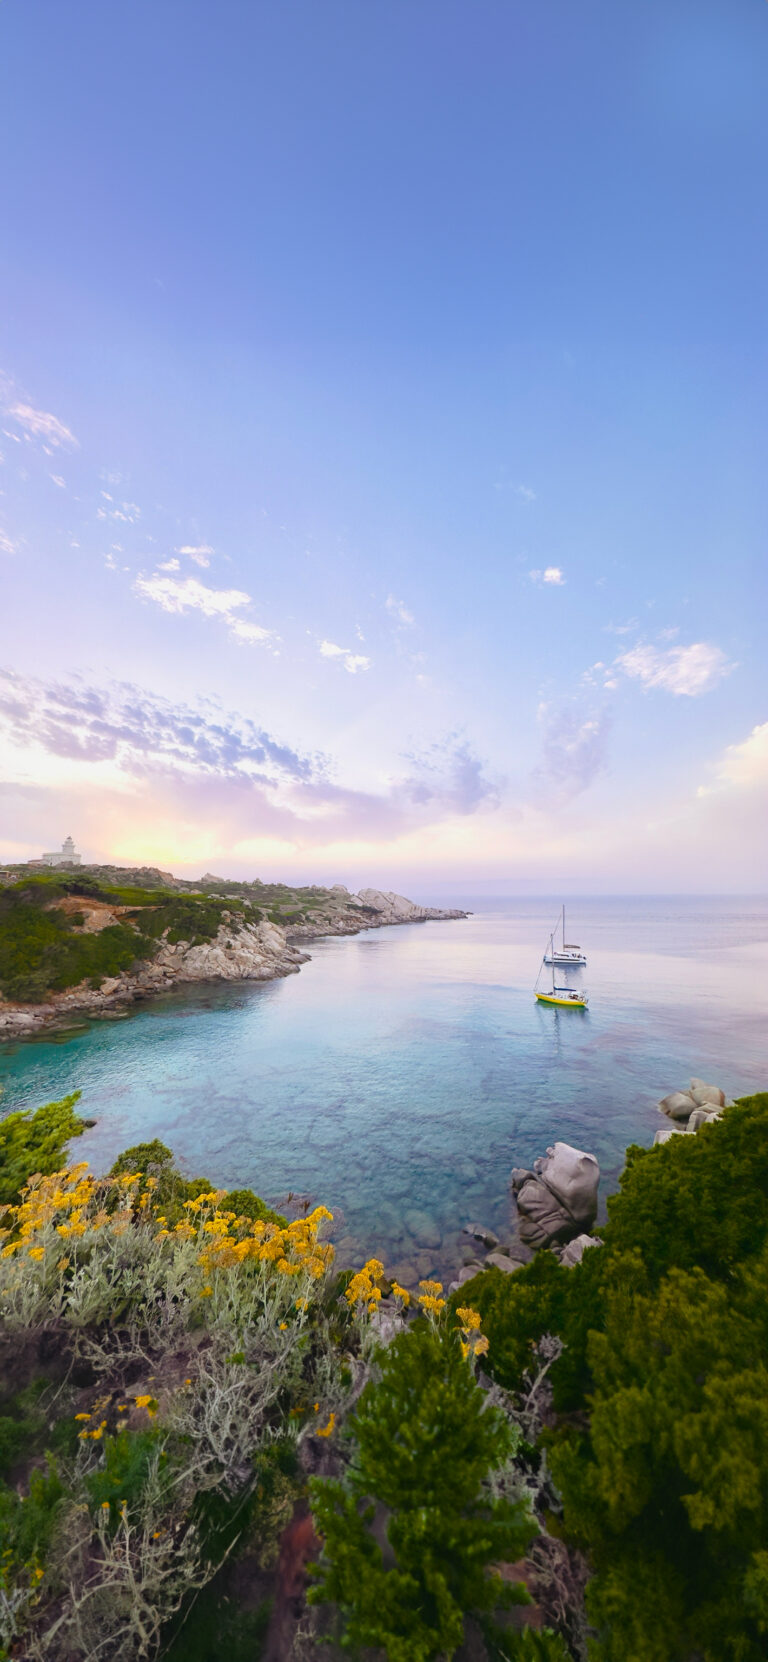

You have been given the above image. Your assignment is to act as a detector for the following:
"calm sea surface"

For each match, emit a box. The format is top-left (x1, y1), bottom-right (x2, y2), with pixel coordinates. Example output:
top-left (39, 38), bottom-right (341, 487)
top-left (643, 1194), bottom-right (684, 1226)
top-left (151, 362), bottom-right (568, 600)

top-left (1, 897), bottom-right (767, 1285)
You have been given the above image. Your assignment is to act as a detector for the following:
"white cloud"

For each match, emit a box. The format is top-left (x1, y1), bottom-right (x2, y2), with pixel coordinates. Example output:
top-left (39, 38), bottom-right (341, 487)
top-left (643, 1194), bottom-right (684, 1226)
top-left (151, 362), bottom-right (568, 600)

top-left (158, 558), bottom-right (181, 572)
top-left (530, 566), bottom-right (565, 586)
top-left (229, 619), bottom-right (273, 646)
top-left (135, 573), bottom-right (250, 619)
top-left (616, 640), bottom-right (732, 697)
top-left (514, 484), bottom-right (536, 502)
top-left (698, 722), bottom-right (768, 796)
top-left (177, 544), bottom-right (213, 567)
top-left (134, 571), bottom-right (276, 648)
top-left (0, 529), bottom-right (16, 556)
top-left (320, 640), bottom-right (370, 674)
top-left (9, 402), bottom-right (78, 449)
top-left (97, 500), bottom-right (140, 524)
top-left (386, 595), bottom-right (415, 626)
top-left (50, 474), bottom-right (66, 489)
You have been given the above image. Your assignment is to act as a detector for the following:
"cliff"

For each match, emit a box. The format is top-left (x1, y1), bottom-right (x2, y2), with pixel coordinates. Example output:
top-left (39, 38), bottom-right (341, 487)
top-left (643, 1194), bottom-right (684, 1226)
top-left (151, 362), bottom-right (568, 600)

top-left (0, 870), bottom-right (468, 1040)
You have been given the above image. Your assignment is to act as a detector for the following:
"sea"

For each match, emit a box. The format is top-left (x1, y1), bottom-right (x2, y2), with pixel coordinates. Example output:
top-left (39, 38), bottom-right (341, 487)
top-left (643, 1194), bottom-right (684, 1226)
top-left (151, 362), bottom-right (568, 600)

top-left (1, 896), bottom-right (767, 1287)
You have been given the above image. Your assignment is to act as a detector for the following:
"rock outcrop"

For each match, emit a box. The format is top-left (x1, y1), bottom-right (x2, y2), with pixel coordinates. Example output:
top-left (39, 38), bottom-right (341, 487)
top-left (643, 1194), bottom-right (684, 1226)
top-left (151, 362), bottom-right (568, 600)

top-left (0, 919), bottom-right (309, 1040)
top-left (355, 889), bottom-right (467, 925)
top-left (285, 888), bottom-right (468, 941)
top-left (0, 881), bottom-right (469, 1041)
top-left (654, 1078), bottom-right (729, 1142)
top-left (511, 1142), bottom-right (599, 1249)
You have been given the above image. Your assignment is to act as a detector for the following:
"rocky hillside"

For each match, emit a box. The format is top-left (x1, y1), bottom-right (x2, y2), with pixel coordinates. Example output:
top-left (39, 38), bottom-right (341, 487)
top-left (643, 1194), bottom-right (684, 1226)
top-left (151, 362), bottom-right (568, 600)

top-left (0, 869), bottom-right (467, 1039)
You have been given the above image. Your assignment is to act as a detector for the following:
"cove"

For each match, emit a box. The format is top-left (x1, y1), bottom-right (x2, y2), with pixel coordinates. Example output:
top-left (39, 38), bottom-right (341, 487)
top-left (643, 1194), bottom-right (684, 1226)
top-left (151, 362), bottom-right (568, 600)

top-left (1, 896), bottom-right (767, 1287)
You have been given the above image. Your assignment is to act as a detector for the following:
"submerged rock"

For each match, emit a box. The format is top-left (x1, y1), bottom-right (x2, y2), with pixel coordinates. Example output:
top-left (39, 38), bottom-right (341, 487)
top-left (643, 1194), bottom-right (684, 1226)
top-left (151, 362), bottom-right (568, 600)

top-left (462, 1223), bottom-right (499, 1250)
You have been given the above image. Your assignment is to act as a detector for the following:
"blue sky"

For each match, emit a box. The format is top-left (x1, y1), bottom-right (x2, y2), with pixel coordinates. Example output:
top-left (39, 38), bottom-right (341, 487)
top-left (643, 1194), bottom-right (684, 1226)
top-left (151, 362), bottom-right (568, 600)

top-left (1, 0), bottom-right (766, 890)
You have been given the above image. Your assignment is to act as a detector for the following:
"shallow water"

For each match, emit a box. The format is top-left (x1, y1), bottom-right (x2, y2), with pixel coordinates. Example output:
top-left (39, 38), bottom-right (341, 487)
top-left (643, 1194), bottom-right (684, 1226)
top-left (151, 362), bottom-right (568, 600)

top-left (1, 896), bottom-right (767, 1285)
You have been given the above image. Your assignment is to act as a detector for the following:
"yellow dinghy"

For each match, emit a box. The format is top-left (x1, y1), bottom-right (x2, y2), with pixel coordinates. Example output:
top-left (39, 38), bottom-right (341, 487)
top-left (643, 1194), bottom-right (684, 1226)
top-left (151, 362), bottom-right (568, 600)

top-left (535, 928), bottom-right (589, 1009)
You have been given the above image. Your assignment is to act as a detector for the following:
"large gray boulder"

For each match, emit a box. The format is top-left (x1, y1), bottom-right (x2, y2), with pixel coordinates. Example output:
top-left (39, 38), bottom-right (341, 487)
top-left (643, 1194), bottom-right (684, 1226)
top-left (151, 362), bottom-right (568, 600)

top-left (511, 1142), bottom-right (599, 1248)
top-left (688, 1106), bottom-right (723, 1133)
top-left (560, 1233), bottom-right (602, 1268)
top-left (689, 1080), bottom-right (726, 1108)
top-left (535, 1142), bottom-right (599, 1227)
top-left (653, 1125), bottom-right (688, 1145)
top-left (658, 1090), bottom-right (696, 1122)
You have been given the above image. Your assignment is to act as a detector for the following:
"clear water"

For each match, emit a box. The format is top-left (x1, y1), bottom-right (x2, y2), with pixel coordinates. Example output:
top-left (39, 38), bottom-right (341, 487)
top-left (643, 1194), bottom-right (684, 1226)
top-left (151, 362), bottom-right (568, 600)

top-left (1, 897), bottom-right (767, 1287)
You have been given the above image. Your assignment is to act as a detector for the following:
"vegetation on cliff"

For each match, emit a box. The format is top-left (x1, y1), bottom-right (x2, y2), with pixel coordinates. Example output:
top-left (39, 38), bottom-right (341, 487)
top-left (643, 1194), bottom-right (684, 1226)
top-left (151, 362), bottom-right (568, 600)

top-left (1, 1090), bottom-right (765, 1659)
top-left (0, 1110), bottom-right (544, 1661)
top-left (0, 875), bottom-right (248, 1003)
top-left (458, 1093), bottom-right (768, 1662)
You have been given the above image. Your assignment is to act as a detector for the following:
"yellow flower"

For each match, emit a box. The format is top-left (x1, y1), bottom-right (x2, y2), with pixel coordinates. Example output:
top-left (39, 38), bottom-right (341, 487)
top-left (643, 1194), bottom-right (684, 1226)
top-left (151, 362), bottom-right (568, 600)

top-left (474, 1334), bottom-right (490, 1357)
top-left (418, 1278), bottom-right (443, 1297)
top-left (28, 1246), bottom-right (45, 1261)
top-left (417, 1294), bottom-right (446, 1314)
top-left (101, 1501), bottom-right (110, 1512)
top-left (199, 1285), bottom-right (213, 1297)
top-left (134, 1394), bottom-right (158, 1414)
top-left (279, 1322), bottom-right (288, 1331)
top-left (74, 1412), bottom-right (91, 1422)
top-left (391, 1281), bottom-right (411, 1307)
top-left (456, 1307), bottom-right (482, 1331)
top-left (317, 1412), bottom-right (336, 1438)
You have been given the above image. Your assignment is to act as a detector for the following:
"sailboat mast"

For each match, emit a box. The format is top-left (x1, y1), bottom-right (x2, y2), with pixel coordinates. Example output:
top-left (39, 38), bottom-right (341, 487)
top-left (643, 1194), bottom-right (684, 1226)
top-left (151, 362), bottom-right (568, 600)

top-left (550, 935), bottom-right (555, 993)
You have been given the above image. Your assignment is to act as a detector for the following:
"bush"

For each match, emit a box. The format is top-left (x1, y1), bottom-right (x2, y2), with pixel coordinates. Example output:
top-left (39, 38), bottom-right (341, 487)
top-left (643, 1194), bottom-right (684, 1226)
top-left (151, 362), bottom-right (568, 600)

top-left (310, 1318), bottom-right (534, 1660)
top-left (108, 1143), bottom-right (285, 1228)
top-left (465, 1095), bottom-right (768, 1662)
top-left (0, 1092), bottom-right (85, 1205)
top-left (0, 880), bottom-right (152, 1000)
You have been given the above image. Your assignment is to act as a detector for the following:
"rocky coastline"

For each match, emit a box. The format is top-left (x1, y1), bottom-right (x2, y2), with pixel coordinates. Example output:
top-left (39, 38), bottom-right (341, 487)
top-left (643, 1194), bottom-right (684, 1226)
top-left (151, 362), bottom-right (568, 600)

top-left (0, 882), bottom-right (468, 1042)
top-left (449, 1073), bottom-right (734, 1290)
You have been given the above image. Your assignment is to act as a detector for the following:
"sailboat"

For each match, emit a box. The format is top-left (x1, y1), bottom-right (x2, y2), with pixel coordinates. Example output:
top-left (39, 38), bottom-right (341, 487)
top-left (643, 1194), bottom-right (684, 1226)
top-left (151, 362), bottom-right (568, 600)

top-left (543, 905), bottom-right (587, 968)
top-left (535, 931), bottom-right (589, 1009)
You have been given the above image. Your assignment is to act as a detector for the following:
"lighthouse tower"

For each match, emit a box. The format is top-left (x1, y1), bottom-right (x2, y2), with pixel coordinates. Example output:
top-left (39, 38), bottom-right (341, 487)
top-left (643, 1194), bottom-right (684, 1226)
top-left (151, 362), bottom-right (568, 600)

top-left (41, 835), bottom-right (82, 867)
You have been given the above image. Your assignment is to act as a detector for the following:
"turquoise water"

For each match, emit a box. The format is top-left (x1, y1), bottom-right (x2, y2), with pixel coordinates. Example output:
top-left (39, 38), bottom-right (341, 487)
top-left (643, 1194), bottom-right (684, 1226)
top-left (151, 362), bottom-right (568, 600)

top-left (1, 897), bottom-right (767, 1286)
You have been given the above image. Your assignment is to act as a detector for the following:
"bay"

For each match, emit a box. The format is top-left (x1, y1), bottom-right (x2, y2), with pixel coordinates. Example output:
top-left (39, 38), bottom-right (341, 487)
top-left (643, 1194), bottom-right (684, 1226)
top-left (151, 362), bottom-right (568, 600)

top-left (1, 895), bottom-right (767, 1285)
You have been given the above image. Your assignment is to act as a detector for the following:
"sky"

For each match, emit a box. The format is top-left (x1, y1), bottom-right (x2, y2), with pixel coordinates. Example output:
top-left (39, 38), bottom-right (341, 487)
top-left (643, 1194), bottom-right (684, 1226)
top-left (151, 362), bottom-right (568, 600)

top-left (0, 0), bottom-right (766, 893)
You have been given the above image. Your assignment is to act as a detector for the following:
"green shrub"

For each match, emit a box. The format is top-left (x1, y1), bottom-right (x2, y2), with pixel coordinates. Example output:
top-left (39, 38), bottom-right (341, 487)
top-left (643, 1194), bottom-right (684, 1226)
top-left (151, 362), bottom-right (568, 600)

top-left (85, 1428), bottom-right (169, 1530)
top-left (0, 1092), bottom-right (85, 1205)
top-left (0, 1458), bottom-right (65, 1573)
top-left (108, 1143), bottom-right (284, 1228)
top-left (224, 1188), bottom-right (286, 1228)
top-left (0, 880), bottom-right (152, 1000)
top-left (468, 1095), bottom-right (768, 1662)
top-left (309, 1319), bottom-right (534, 1660)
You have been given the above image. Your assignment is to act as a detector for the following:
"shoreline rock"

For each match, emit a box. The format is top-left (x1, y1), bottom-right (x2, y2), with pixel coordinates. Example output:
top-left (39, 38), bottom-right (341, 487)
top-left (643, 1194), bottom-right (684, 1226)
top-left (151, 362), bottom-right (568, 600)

top-left (654, 1077), bottom-right (728, 1142)
top-left (0, 891), bottom-right (468, 1043)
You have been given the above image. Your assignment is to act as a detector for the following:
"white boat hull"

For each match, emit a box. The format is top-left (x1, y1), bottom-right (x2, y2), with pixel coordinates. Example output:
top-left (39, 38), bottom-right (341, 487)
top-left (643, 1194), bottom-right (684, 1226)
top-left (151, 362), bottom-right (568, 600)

top-left (544, 953), bottom-right (587, 968)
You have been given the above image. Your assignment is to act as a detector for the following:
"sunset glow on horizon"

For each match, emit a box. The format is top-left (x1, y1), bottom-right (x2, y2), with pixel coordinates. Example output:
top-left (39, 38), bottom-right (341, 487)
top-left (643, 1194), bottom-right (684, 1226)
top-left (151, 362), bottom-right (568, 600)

top-left (1, 3), bottom-right (766, 893)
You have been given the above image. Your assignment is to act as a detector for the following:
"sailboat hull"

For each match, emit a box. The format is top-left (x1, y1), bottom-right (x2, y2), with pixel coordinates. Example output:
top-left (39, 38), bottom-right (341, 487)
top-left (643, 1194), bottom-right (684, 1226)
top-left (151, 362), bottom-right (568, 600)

top-left (535, 991), bottom-right (588, 1009)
